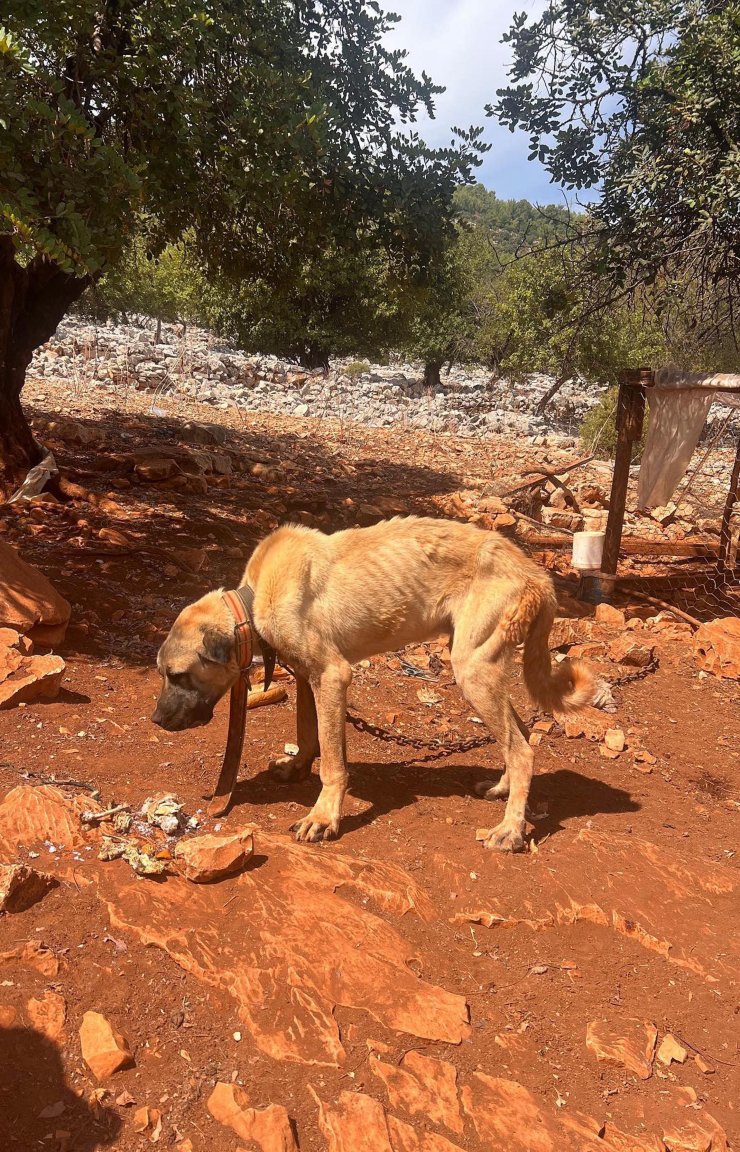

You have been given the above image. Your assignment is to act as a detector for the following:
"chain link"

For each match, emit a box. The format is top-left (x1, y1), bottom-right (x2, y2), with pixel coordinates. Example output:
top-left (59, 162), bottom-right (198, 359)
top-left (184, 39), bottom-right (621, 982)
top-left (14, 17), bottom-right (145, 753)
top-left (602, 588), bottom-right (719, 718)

top-left (606, 653), bottom-right (660, 687)
top-left (345, 711), bottom-right (497, 760)
top-left (344, 658), bottom-right (658, 757)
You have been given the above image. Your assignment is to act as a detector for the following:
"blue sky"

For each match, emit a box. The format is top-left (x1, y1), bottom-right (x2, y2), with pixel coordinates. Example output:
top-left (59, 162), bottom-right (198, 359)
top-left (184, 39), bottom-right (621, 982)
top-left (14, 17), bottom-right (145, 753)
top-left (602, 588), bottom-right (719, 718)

top-left (384, 0), bottom-right (575, 206)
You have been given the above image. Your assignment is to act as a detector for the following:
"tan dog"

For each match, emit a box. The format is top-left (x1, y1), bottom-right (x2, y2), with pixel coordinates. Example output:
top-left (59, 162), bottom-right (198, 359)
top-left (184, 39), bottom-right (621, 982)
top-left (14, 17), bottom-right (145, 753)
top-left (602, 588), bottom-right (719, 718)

top-left (154, 516), bottom-right (605, 851)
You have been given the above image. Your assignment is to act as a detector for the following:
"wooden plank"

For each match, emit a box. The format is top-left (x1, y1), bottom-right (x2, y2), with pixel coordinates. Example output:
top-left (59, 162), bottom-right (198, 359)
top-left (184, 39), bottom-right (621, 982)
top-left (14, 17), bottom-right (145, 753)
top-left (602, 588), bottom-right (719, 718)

top-left (526, 534), bottom-right (716, 558)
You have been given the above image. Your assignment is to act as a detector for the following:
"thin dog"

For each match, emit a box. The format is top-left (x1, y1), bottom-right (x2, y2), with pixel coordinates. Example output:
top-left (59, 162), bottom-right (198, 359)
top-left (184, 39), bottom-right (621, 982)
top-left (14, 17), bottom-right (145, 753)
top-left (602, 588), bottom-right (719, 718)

top-left (153, 516), bottom-right (606, 851)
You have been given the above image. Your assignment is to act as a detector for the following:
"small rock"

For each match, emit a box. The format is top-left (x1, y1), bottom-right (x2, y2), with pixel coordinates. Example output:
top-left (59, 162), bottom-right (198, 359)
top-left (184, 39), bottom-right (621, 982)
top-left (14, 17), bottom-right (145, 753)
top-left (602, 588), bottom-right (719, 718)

top-left (0, 540), bottom-right (71, 645)
top-left (134, 1106), bottom-right (163, 1142)
top-left (607, 636), bottom-right (655, 668)
top-left (558, 706), bottom-right (611, 741)
top-left (207, 1082), bottom-right (297, 1150)
top-left (692, 617), bottom-right (740, 680)
top-left (27, 991), bottom-right (66, 1042)
top-left (604, 728), bottom-right (626, 752)
top-left (595, 603), bottom-right (626, 629)
top-left (651, 502), bottom-right (677, 527)
top-left (0, 652), bottom-right (65, 710)
top-left (79, 1011), bottom-right (134, 1079)
top-left (175, 827), bottom-right (255, 883)
top-left (657, 1033), bottom-right (688, 1065)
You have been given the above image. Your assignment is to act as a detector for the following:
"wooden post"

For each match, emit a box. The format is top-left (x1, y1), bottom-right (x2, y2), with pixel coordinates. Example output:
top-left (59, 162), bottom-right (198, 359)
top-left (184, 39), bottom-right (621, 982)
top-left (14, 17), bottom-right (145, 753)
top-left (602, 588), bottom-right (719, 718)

top-left (577, 368), bottom-right (652, 604)
top-left (601, 369), bottom-right (651, 575)
top-left (718, 433), bottom-right (740, 577)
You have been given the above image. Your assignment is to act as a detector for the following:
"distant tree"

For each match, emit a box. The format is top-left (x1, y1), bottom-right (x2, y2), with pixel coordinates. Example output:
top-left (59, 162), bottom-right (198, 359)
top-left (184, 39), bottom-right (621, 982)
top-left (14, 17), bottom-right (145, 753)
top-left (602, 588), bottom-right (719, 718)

top-left (80, 233), bottom-right (205, 338)
top-left (453, 183), bottom-right (571, 254)
top-left (398, 239), bottom-right (477, 386)
top-left (0, 1), bottom-right (484, 493)
top-left (202, 239), bottom-right (407, 369)
top-left (491, 0), bottom-right (740, 356)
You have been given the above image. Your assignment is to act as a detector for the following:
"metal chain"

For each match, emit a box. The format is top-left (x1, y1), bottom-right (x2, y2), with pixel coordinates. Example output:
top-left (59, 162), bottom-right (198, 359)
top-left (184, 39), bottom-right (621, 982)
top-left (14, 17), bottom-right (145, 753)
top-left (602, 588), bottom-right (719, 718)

top-left (606, 653), bottom-right (660, 687)
top-left (345, 710), bottom-right (497, 759)
top-left (344, 658), bottom-right (658, 757)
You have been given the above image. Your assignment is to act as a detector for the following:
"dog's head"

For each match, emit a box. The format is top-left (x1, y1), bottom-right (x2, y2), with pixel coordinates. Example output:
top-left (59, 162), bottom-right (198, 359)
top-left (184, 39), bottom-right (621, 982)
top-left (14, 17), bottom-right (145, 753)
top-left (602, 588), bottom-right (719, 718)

top-left (152, 591), bottom-right (241, 731)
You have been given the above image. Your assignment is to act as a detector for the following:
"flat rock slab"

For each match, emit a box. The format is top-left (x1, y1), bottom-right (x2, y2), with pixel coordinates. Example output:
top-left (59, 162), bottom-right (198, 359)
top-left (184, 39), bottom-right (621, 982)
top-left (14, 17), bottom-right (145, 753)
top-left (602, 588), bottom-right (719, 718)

top-left (0, 783), bottom-right (733, 1151)
top-left (451, 827), bottom-right (739, 985)
top-left (585, 1018), bottom-right (658, 1079)
top-left (0, 540), bottom-right (71, 645)
top-left (0, 785), bottom-right (468, 1067)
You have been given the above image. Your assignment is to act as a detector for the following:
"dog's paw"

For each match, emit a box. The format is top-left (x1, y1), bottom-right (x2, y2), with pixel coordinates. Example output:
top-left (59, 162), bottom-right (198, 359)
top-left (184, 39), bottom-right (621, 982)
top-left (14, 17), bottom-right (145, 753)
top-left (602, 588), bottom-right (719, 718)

top-left (268, 755), bottom-right (313, 784)
top-left (474, 778), bottom-right (509, 801)
top-left (291, 812), bottom-right (339, 843)
top-left (483, 822), bottom-right (526, 853)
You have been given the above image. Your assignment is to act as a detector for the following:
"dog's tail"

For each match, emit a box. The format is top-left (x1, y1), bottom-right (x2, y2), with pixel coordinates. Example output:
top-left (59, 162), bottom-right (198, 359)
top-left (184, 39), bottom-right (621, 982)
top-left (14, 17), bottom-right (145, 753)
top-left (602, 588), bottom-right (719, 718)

top-left (501, 578), bottom-right (609, 714)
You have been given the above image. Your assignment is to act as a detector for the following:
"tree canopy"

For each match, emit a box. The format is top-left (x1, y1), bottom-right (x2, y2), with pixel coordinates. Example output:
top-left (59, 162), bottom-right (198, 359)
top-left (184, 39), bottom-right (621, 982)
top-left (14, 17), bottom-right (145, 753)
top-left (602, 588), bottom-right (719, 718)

top-left (491, 0), bottom-right (740, 343)
top-left (0, 0), bottom-right (484, 485)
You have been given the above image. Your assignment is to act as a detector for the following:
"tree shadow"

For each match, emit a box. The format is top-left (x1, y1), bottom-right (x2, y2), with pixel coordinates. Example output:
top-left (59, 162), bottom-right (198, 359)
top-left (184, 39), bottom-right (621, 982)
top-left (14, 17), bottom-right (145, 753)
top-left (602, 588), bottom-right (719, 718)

top-left (230, 760), bottom-right (639, 843)
top-left (0, 1025), bottom-right (122, 1150)
top-left (5, 402), bottom-right (469, 668)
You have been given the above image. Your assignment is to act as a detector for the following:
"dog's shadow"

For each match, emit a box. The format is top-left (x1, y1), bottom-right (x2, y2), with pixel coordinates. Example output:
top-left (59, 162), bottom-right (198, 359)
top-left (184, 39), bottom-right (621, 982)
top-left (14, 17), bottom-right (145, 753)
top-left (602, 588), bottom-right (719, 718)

top-left (229, 761), bottom-right (639, 842)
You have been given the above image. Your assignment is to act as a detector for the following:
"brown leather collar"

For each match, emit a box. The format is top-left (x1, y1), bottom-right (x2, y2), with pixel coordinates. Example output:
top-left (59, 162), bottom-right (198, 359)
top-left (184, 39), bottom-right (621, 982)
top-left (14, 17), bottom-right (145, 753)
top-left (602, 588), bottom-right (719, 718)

top-left (221, 586), bottom-right (276, 688)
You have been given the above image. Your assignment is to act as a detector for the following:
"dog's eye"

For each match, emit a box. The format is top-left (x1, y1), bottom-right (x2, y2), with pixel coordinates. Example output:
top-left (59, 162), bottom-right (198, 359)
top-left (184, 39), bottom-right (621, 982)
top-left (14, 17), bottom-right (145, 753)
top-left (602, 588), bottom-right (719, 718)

top-left (167, 671), bottom-right (190, 688)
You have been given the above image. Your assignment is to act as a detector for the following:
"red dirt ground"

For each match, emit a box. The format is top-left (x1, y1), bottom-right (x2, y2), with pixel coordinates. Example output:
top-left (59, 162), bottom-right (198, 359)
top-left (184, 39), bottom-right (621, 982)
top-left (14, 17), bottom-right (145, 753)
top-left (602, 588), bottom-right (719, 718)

top-left (0, 377), bottom-right (737, 1151)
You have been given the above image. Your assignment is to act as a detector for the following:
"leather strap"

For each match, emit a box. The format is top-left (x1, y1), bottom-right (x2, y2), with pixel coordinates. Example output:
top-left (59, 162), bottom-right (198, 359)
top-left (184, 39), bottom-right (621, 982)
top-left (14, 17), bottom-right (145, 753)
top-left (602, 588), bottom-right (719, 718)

top-left (231, 585), bottom-right (276, 690)
top-left (221, 588), bottom-right (253, 672)
top-left (206, 673), bottom-right (249, 818)
top-left (207, 585), bottom-right (276, 818)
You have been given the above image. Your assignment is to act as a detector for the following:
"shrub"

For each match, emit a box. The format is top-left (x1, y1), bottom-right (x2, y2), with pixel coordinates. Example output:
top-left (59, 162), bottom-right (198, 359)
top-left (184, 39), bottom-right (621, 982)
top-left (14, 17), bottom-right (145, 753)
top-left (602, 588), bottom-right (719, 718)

top-left (345, 360), bottom-right (371, 378)
top-left (580, 386), bottom-right (648, 461)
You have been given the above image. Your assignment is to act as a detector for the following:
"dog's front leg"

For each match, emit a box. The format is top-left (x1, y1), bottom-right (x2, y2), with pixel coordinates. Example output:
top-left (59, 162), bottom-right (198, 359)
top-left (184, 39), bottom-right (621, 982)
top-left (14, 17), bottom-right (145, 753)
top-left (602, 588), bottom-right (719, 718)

top-left (292, 661), bottom-right (352, 843)
top-left (269, 675), bottom-right (319, 782)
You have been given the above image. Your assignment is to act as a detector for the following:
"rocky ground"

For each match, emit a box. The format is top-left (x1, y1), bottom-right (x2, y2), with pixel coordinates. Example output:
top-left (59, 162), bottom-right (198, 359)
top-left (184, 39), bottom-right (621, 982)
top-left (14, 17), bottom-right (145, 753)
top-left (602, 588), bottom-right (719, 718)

top-left (0, 372), bottom-right (738, 1151)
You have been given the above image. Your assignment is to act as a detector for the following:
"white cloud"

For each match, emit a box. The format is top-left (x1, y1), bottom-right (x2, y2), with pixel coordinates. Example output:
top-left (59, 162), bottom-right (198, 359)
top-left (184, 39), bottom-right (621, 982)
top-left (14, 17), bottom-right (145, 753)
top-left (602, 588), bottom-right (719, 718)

top-left (384, 0), bottom-right (572, 203)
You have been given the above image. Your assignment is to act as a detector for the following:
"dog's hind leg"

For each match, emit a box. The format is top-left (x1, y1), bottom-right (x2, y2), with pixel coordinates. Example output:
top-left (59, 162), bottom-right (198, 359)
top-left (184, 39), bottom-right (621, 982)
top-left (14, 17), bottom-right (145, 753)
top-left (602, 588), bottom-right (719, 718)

top-left (453, 648), bottom-right (534, 853)
top-left (473, 704), bottom-right (530, 801)
top-left (292, 660), bottom-right (352, 843)
top-left (269, 675), bottom-right (319, 782)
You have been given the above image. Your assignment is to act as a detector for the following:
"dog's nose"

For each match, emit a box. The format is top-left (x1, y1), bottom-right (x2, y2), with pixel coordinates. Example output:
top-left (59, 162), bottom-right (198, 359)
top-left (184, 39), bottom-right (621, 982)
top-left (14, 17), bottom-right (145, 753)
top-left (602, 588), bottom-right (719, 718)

top-left (151, 709), bottom-right (165, 728)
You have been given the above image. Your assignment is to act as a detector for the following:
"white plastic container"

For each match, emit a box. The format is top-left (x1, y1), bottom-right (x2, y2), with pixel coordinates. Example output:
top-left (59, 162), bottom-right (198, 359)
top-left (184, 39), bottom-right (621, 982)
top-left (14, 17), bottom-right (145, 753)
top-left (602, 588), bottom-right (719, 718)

top-left (571, 530), bottom-right (605, 571)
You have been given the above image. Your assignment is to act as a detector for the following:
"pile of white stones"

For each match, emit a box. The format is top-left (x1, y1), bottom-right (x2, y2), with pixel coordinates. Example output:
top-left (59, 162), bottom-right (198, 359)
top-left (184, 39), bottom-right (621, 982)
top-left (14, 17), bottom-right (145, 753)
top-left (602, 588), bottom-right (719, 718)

top-left (31, 316), bottom-right (738, 446)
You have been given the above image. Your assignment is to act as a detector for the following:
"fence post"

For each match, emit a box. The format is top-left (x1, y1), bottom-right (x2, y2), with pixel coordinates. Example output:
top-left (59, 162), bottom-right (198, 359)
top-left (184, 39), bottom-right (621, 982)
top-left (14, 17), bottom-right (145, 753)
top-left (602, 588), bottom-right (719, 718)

top-left (718, 434), bottom-right (740, 577)
top-left (601, 369), bottom-right (651, 576)
top-left (577, 368), bottom-right (652, 604)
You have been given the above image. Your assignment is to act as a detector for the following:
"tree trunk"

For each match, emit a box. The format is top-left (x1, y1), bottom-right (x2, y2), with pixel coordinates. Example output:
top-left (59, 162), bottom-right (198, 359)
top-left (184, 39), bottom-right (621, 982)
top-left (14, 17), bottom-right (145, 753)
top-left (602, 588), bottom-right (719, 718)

top-left (424, 359), bottom-right (442, 390)
top-left (536, 375), bottom-right (566, 415)
top-left (296, 346), bottom-right (329, 371)
top-left (0, 382), bottom-right (40, 494)
top-left (0, 238), bottom-right (90, 498)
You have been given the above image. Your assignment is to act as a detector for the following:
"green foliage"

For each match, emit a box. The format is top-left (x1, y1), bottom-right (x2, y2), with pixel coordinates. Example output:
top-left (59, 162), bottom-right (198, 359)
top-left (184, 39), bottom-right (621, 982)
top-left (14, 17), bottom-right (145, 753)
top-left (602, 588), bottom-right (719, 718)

top-left (453, 184), bottom-right (571, 254)
top-left (579, 386), bottom-right (648, 462)
top-left (1, 1), bottom-right (485, 289)
top-left (201, 239), bottom-right (409, 368)
top-left (344, 361), bottom-right (371, 377)
top-left (79, 234), bottom-right (206, 326)
top-left (491, 1), bottom-right (740, 346)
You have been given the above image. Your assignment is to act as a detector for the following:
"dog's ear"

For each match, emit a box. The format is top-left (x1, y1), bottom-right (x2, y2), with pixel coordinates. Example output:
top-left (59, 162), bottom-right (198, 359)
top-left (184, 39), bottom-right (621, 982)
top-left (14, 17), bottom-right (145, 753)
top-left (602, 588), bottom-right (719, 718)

top-left (200, 626), bottom-right (234, 666)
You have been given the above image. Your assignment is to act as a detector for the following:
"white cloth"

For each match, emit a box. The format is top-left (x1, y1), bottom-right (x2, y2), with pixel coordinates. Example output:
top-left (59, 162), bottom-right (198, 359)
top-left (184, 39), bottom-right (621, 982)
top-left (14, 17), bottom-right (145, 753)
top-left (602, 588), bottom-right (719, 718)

top-left (637, 370), bottom-right (738, 510)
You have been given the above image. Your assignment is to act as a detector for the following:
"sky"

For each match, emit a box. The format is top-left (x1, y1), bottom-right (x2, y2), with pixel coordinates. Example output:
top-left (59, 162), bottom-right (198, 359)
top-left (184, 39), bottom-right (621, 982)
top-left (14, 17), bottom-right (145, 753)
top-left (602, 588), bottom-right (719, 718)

top-left (384, 0), bottom-right (575, 207)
